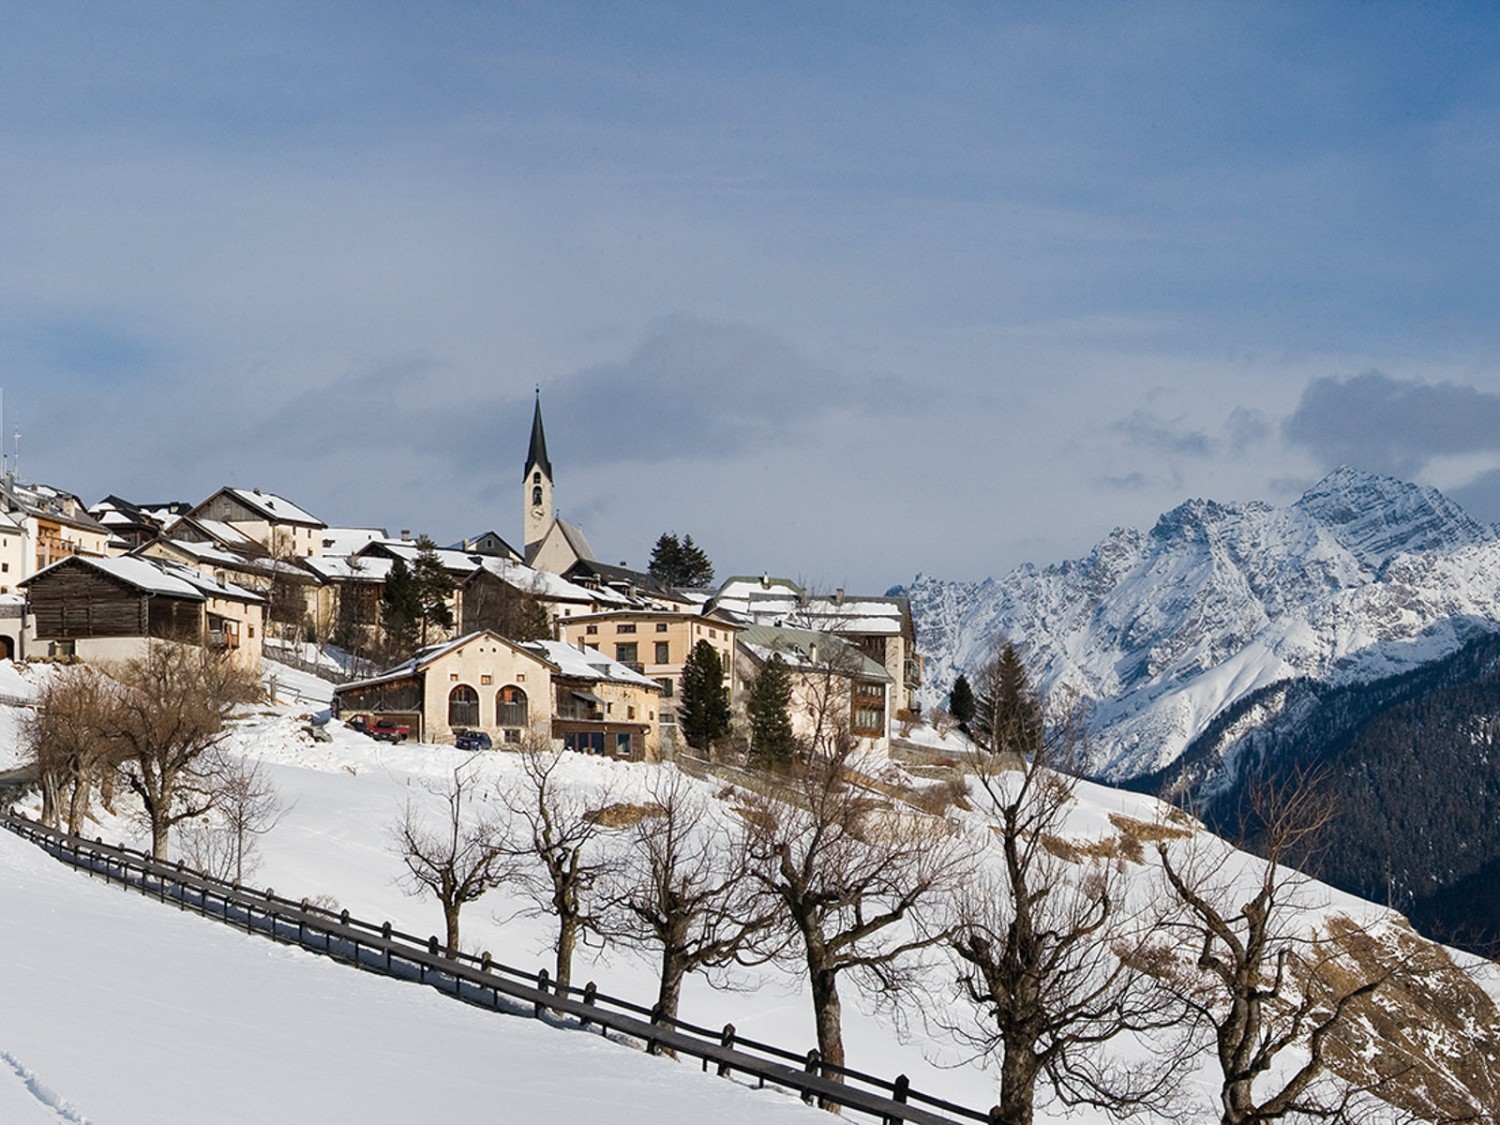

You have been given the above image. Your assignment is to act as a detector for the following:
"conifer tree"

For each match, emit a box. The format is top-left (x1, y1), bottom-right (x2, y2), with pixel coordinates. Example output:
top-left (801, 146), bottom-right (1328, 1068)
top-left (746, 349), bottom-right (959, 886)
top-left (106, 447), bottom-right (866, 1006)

top-left (648, 531), bottom-right (715, 588)
top-left (974, 643), bottom-right (1043, 756)
top-left (747, 653), bottom-right (796, 768)
top-left (679, 639), bottom-right (731, 752)
top-left (411, 536), bottom-right (456, 645)
top-left (949, 672), bottom-right (976, 732)
top-left (380, 557), bottom-right (421, 657)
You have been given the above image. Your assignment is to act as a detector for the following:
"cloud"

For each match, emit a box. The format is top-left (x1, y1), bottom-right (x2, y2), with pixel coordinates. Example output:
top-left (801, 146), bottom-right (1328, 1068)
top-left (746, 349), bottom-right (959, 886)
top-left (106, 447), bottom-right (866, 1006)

top-left (1446, 469), bottom-right (1500, 525)
top-left (1283, 371), bottom-right (1500, 476)
top-left (1110, 409), bottom-right (1214, 457)
top-left (1225, 407), bottom-right (1270, 454)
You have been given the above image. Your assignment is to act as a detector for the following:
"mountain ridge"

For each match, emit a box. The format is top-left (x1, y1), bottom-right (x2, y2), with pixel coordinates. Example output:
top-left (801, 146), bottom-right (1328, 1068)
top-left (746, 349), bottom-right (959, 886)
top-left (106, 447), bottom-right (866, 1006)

top-left (899, 467), bottom-right (1500, 779)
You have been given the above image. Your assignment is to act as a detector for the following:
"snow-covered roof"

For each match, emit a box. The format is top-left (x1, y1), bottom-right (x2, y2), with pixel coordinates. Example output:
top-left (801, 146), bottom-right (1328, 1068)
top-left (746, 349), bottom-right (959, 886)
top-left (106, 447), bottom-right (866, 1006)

top-left (472, 557), bottom-right (602, 603)
top-left (215, 488), bottom-right (325, 527)
top-left (710, 579), bottom-right (911, 637)
top-left (321, 526), bottom-right (389, 557)
top-left (525, 640), bottom-right (661, 689)
top-left (359, 541), bottom-right (484, 574)
top-left (22, 554), bottom-right (263, 604)
top-left (336, 630), bottom-right (558, 694)
top-left (737, 624), bottom-right (891, 682)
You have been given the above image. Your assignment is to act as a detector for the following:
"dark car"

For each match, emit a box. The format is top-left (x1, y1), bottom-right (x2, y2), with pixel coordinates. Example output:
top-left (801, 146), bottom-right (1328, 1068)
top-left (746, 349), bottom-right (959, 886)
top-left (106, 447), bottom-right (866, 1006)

top-left (454, 729), bottom-right (492, 751)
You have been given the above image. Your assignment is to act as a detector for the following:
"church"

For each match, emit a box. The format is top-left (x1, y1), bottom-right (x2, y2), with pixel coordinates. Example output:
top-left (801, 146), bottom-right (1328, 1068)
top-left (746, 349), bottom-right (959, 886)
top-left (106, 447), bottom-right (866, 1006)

top-left (519, 392), bottom-right (597, 575)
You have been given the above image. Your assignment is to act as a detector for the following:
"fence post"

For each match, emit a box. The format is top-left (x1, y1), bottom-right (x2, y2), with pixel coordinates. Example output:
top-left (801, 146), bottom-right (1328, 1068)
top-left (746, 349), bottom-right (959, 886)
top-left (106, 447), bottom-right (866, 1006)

top-left (802, 1049), bottom-right (821, 1104)
top-left (535, 968), bottom-right (550, 1017)
top-left (885, 1074), bottom-right (910, 1125)
top-left (580, 981), bottom-right (596, 1028)
top-left (383, 922), bottom-right (392, 973)
top-left (646, 1003), bottom-right (663, 1056)
top-left (717, 1024), bottom-right (735, 1078)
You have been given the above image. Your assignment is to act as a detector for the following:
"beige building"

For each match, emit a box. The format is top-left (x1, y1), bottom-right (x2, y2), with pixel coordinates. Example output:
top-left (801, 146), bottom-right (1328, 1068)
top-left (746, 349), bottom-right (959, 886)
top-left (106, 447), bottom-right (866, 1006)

top-left (189, 487), bottom-right (327, 560)
top-left (559, 609), bottom-right (738, 745)
top-left (736, 624), bottom-right (895, 757)
top-left (333, 630), bottom-right (663, 760)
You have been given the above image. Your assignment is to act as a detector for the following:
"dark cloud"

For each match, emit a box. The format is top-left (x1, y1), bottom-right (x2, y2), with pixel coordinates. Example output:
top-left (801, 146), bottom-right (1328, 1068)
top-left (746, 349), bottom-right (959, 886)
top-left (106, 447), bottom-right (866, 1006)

top-left (1283, 371), bottom-right (1500, 476)
top-left (1446, 469), bottom-right (1500, 525)
top-left (1099, 471), bottom-right (1149, 491)
top-left (1110, 409), bottom-right (1214, 457)
top-left (1225, 407), bottom-right (1270, 454)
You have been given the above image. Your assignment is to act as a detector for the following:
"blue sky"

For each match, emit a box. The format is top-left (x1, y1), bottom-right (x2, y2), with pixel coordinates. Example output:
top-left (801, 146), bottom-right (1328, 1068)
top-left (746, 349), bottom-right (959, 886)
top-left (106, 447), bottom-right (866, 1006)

top-left (3, 3), bottom-right (1500, 589)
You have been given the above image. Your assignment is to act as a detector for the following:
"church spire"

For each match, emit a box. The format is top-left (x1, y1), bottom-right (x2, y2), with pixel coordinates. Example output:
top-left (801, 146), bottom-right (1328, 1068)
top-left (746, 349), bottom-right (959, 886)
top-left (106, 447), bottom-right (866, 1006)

top-left (525, 388), bottom-right (552, 481)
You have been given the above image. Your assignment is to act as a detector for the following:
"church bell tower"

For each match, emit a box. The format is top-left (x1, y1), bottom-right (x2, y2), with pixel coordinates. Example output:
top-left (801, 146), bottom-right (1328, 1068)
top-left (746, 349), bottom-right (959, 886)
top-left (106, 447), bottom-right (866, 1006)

top-left (523, 390), bottom-right (555, 554)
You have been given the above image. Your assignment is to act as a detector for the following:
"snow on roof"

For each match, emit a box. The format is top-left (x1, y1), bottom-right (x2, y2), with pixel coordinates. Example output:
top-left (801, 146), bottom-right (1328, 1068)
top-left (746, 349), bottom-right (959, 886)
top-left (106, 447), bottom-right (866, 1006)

top-left (304, 554), bottom-right (393, 582)
top-left (364, 541), bottom-right (484, 574)
top-left (185, 517), bottom-right (260, 548)
top-left (223, 488), bottom-right (325, 527)
top-left (526, 640), bottom-right (660, 689)
top-left (321, 526), bottom-right (389, 557)
top-left (22, 553), bottom-right (265, 603)
top-left (474, 557), bottom-right (601, 603)
top-left (737, 624), bottom-right (891, 681)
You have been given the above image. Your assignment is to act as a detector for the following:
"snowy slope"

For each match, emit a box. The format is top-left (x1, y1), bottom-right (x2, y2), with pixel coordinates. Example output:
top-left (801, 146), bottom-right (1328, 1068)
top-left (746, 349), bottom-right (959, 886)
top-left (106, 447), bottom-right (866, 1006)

top-left (899, 468), bottom-right (1500, 779)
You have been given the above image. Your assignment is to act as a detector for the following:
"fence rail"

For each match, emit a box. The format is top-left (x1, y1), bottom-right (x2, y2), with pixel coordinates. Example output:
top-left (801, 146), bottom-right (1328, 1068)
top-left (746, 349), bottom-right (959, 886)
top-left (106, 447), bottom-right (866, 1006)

top-left (0, 808), bottom-right (996, 1125)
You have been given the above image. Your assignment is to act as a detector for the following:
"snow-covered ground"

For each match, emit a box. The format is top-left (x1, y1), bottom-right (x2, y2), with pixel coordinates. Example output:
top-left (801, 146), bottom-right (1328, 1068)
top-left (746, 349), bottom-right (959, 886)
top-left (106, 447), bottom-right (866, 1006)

top-left (2, 659), bottom-right (1493, 1122)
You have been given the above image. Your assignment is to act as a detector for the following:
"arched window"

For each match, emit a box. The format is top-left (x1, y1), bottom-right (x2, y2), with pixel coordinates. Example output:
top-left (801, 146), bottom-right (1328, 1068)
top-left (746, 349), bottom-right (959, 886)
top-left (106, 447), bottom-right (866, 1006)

top-left (532, 471), bottom-right (541, 485)
top-left (448, 684), bottom-right (479, 728)
top-left (497, 685), bottom-right (528, 728)
top-left (532, 485), bottom-right (543, 506)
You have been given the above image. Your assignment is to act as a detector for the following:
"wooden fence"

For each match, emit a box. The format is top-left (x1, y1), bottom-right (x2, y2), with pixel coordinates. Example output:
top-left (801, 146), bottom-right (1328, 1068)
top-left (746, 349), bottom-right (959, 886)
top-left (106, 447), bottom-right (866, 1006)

top-left (0, 808), bottom-right (998, 1125)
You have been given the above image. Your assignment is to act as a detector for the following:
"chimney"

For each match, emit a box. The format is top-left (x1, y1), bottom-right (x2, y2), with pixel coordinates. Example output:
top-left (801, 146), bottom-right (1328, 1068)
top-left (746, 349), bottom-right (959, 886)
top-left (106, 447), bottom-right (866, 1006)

top-left (400, 529), bottom-right (411, 542)
top-left (761, 571), bottom-right (770, 588)
top-left (835, 587), bottom-right (845, 605)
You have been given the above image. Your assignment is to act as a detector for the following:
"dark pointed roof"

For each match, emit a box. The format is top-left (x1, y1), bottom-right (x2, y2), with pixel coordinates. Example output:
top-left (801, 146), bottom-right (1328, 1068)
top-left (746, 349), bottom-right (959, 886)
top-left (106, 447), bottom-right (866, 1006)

top-left (525, 391), bottom-right (552, 480)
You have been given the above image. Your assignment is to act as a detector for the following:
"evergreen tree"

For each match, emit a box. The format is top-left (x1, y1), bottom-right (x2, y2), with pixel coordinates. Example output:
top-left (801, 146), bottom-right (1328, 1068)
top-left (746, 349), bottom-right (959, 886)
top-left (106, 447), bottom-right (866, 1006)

top-left (380, 557), bottom-right (421, 657)
top-left (510, 591), bottom-right (553, 643)
top-left (648, 531), bottom-right (715, 588)
top-left (411, 536), bottom-right (456, 645)
top-left (747, 653), bottom-right (797, 768)
top-left (949, 673), bottom-right (976, 733)
top-left (679, 639), bottom-right (731, 752)
top-left (974, 644), bottom-right (1043, 756)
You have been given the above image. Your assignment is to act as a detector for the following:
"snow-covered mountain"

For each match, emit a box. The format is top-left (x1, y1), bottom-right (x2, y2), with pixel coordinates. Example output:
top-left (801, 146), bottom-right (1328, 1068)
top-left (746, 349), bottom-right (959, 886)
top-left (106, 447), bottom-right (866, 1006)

top-left (898, 467), bottom-right (1500, 780)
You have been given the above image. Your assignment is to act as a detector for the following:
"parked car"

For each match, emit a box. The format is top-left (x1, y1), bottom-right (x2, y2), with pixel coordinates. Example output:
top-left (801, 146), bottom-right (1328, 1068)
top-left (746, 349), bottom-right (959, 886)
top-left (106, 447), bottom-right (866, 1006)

top-left (369, 718), bottom-right (411, 743)
top-left (454, 729), bottom-right (492, 751)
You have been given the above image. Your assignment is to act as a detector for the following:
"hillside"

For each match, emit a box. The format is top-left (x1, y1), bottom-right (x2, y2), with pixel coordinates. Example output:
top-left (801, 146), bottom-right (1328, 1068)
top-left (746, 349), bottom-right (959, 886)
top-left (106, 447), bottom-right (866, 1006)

top-left (4, 662), bottom-right (1500, 1121)
top-left (898, 467), bottom-right (1500, 781)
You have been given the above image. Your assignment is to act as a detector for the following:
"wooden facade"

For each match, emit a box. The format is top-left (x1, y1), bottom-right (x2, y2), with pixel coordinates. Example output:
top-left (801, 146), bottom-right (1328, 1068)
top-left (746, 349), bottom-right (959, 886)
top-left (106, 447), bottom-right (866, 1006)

top-left (27, 562), bottom-right (201, 642)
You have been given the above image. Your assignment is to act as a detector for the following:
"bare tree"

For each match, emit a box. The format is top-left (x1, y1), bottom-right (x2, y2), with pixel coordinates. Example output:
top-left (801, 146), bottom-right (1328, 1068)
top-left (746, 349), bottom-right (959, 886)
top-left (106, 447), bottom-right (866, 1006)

top-left (745, 740), bottom-right (972, 1092)
top-left (495, 735), bottom-right (618, 995)
top-left (602, 767), bottom-right (780, 1034)
top-left (178, 751), bottom-right (287, 884)
top-left (942, 719), bottom-right (1190, 1125)
top-left (24, 665), bottom-right (123, 834)
top-left (1154, 771), bottom-right (1398, 1124)
top-left (108, 642), bottom-right (262, 860)
top-left (392, 758), bottom-right (508, 954)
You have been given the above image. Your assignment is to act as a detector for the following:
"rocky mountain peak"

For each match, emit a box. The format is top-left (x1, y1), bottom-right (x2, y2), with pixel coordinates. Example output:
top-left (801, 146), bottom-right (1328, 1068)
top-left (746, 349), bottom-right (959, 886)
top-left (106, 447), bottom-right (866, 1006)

top-left (1292, 466), bottom-right (1489, 568)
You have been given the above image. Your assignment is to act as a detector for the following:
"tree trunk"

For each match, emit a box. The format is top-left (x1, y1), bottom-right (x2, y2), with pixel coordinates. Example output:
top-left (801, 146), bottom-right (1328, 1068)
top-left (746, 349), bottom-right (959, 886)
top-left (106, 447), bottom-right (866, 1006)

top-left (654, 947), bottom-right (688, 1059)
top-left (443, 899), bottom-right (462, 956)
top-left (995, 1034), bottom-right (1041, 1125)
top-left (66, 774), bottom-right (90, 836)
top-left (150, 810), bottom-right (170, 861)
top-left (809, 963), bottom-right (845, 1109)
top-left (556, 913), bottom-right (578, 996)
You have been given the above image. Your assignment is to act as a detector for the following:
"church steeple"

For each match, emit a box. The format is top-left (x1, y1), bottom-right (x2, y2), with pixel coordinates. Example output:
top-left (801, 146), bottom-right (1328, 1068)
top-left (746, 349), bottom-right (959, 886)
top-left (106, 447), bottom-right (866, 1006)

top-left (523, 389), bottom-right (555, 553)
top-left (525, 389), bottom-right (552, 481)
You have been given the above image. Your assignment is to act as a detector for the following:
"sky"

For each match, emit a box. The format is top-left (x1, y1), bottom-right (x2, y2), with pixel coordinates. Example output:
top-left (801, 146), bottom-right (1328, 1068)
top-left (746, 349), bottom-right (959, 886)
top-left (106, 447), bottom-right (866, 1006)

top-left (3, 3), bottom-right (1500, 591)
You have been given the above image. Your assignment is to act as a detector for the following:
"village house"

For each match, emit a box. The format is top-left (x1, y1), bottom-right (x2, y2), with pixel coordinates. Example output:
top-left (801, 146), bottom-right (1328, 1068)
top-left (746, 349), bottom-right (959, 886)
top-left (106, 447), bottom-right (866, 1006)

top-left (332, 630), bottom-right (661, 760)
top-left (19, 554), bottom-right (265, 670)
top-left (189, 487), bottom-right (327, 560)
top-left (735, 623), bottom-right (896, 756)
top-left (710, 575), bottom-right (923, 717)
top-left (558, 608), bottom-right (738, 749)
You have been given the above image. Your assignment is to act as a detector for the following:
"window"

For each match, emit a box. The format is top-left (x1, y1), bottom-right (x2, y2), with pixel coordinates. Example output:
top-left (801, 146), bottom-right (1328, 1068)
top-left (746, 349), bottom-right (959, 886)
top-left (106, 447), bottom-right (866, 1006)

top-left (565, 731), bottom-right (606, 755)
top-left (450, 673), bottom-right (459, 682)
top-left (617, 623), bottom-right (636, 634)
top-left (503, 728), bottom-right (521, 744)
top-left (448, 684), bottom-right (479, 728)
top-left (532, 486), bottom-right (543, 505)
top-left (655, 677), bottom-right (674, 698)
top-left (615, 732), bottom-right (633, 757)
top-left (851, 681), bottom-right (887, 736)
top-left (1, 562), bottom-right (8, 572)
top-left (655, 641), bottom-right (670, 664)
top-left (497, 685), bottom-right (528, 727)
top-left (615, 642), bottom-right (638, 664)
top-left (480, 674), bottom-right (493, 686)
top-left (585, 624), bottom-right (598, 635)
top-left (533, 471), bottom-right (541, 485)
top-left (627, 705), bottom-right (636, 720)
top-left (655, 622), bottom-right (668, 632)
